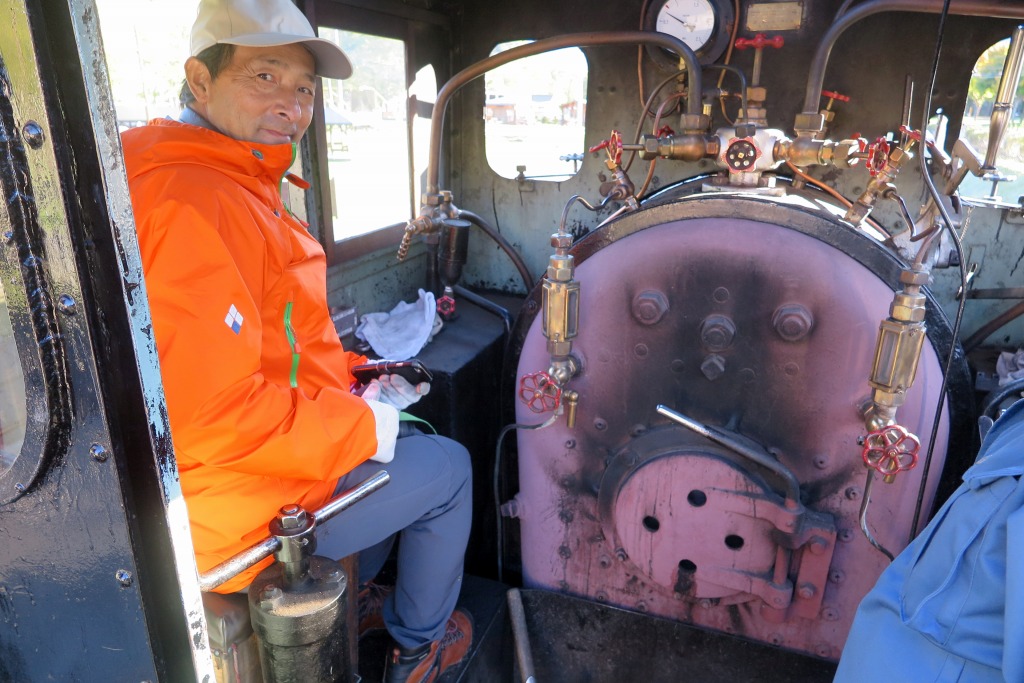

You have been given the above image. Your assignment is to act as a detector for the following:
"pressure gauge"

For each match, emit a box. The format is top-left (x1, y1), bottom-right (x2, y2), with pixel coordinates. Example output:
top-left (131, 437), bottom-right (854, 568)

top-left (644, 0), bottom-right (734, 70)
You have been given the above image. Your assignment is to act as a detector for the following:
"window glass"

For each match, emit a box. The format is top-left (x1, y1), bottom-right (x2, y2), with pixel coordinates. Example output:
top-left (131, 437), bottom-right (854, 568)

top-left (959, 37), bottom-right (1024, 202)
top-left (0, 285), bottom-right (26, 475)
top-left (96, 3), bottom-right (420, 247)
top-left (95, 0), bottom-right (197, 130)
top-left (318, 29), bottom-right (413, 239)
top-left (484, 42), bottom-right (588, 182)
top-left (411, 65), bottom-right (438, 200)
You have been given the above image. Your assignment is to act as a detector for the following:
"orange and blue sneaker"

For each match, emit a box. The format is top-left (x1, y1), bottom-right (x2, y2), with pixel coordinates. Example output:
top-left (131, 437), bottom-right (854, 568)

top-left (382, 609), bottom-right (473, 683)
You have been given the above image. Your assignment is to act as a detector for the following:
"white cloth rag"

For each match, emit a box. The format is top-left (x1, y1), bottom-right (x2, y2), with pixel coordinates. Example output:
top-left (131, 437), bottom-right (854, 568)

top-left (996, 349), bottom-right (1024, 386)
top-left (355, 288), bottom-right (438, 360)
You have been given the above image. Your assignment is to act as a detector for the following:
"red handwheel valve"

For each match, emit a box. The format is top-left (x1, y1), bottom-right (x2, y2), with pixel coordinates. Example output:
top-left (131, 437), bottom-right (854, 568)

top-left (519, 371), bottom-right (562, 413)
top-left (437, 294), bottom-right (456, 318)
top-left (866, 136), bottom-right (891, 177)
top-left (821, 90), bottom-right (851, 106)
top-left (861, 424), bottom-right (921, 484)
top-left (734, 33), bottom-right (785, 51)
top-left (589, 130), bottom-right (624, 167)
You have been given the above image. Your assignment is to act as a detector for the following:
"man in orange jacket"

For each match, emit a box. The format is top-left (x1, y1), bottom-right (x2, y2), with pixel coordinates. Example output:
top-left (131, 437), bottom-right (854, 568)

top-left (121, 1), bottom-right (472, 681)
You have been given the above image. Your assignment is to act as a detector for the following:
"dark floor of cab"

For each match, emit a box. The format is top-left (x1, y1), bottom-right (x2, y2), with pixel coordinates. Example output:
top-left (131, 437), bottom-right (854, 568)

top-left (357, 575), bottom-right (838, 683)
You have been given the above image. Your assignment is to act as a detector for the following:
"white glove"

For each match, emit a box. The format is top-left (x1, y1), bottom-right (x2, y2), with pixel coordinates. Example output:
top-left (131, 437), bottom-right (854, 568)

top-left (359, 395), bottom-right (399, 463)
top-left (374, 373), bottom-right (430, 410)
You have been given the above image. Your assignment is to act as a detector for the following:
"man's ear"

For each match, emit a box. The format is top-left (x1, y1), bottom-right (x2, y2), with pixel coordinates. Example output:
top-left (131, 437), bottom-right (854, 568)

top-left (184, 57), bottom-right (212, 105)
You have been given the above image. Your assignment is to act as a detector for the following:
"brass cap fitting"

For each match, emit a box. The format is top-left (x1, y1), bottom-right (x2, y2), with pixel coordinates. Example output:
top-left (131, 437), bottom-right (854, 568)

top-left (899, 269), bottom-right (931, 286)
top-left (793, 112), bottom-right (826, 136)
top-left (679, 113), bottom-right (711, 133)
top-left (550, 233), bottom-right (573, 250)
top-left (547, 254), bottom-right (574, 281)
top-left (890, 293), bottom-right (927, 322)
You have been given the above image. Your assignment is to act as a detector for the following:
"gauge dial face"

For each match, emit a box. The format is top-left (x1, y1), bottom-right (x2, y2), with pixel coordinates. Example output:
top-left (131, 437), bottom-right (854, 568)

top-left (654, 0), bottom-right (717, 53)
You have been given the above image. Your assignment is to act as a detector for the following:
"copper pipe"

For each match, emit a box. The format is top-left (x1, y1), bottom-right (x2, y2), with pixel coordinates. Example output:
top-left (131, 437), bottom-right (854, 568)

top-left (962, 299), bottom-right (1024, 353)
top-left (802, 0), bottom-right (1024, 115)
top-left (428, 32), bottom-right (701, 194)
top-left (458, 209), bottom-right (534, 292)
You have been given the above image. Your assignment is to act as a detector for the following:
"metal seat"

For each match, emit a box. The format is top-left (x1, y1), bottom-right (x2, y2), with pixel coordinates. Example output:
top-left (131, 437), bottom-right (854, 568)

top-left (203, 591), bottom-right (263, 683)
top-left (198, 472), bottom-right (387, 683)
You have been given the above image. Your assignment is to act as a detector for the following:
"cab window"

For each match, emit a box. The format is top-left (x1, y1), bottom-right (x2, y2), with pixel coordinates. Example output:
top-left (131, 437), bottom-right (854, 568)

top-left (316, 29), bottom-right (418, 240)
top-left (94, 1), bottom-right (439, 264)
top-left (959, 36), bottom-right (1024, 203)
top-left (95, 0), bottom-right (193, 128)
top-left (484, 41), bottom-right (588, 182)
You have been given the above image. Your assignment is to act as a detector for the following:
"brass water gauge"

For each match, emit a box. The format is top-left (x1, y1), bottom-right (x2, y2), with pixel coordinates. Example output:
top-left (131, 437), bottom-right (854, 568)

top-left (643, 0), bottom-right (734, 69)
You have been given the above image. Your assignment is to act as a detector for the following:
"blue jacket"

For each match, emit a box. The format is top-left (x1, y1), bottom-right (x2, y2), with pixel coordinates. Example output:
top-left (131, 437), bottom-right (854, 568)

top-left (835, 399), bottom-right (1024, 682)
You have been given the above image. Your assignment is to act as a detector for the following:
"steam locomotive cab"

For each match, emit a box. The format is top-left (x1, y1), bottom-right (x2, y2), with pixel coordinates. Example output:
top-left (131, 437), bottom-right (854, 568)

top-left (2, 0), bottom-right (1024, 681)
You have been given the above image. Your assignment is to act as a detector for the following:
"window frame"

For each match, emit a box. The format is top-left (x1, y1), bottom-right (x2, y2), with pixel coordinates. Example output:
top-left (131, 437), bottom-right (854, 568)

top-left (482, 41), bottom-right (589, 184)
top-left (303, 0), bottom-right (450, 265)
top-left (957, 35), bottom-right (1024, 204)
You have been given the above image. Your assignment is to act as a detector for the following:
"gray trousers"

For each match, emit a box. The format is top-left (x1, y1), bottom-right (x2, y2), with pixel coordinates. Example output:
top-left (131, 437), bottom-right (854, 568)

top-left (315, 432), bottom-right (472, 649)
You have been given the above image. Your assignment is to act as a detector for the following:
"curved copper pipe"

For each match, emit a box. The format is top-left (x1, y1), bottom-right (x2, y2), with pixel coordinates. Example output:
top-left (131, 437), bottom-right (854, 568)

top-left (963, 299), bottom-right (1024, 353)
top-left (803, 0), bottom-right (1024, 115)
top-left (427, 32), bottom-right (701, 194)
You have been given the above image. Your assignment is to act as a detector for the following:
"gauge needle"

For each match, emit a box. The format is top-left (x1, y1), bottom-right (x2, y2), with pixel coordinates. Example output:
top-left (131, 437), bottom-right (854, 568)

top-left (664, 11), bottom-right (696, 31)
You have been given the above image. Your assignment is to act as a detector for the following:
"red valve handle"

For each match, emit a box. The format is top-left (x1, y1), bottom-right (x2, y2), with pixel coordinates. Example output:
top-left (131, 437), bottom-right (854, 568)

top-left (898, 125), bottom-right (922, 142)
top-left (437, 294), bottom-right (456, 317)
top-left (866, 136), bottom-right (890, 177)
top-left (654, 125), bottom-right (675, 137)
top-left (821, 90), bottom-right (850, 103)
top-left (861, 424), bottom-right (920, 481)
top-left (519, 371), bottom-right (562, 413)
top-left (734, 33), bottom-right (785, 50)
top-left (588, 130), bottom-right (623, 166)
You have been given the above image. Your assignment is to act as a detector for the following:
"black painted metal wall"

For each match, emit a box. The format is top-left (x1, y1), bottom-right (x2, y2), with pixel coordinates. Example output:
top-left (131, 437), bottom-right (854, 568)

top-left (0, 1), bottom-right (208, 680)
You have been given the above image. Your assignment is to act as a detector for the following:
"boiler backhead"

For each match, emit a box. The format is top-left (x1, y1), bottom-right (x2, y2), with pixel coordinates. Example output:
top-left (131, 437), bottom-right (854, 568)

top-left (510, 193), bottom-right (971, 660)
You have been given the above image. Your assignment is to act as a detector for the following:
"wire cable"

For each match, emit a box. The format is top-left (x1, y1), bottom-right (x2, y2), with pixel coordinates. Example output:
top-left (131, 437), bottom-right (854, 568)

top-left (625, 69), bottom-right (689, 172)
top-left (859, 470), bottom-right (896, 561)
top-left (559, 193), bottom-right (610, 236)
top-left (716, 0), bottom-right (742, 124)
top-left (636, 92), bottom-right (687, 197)
top-left (835, 0), bottom-right (861, 20)
top-left (786, 161), bottom-right (856, 207)
top-left (910, 0), bottom-right (970, 540)
top-left (494, 416), bottom-right (558, 583)
top-left (888, 190), bottom-right (920, 240)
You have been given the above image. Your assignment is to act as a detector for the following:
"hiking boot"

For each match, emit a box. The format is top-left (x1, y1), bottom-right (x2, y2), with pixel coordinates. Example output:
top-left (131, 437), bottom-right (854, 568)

top-left (382, 609), bottom-right (473, 683)
top-left (358, 582), bottom-right (392, 637)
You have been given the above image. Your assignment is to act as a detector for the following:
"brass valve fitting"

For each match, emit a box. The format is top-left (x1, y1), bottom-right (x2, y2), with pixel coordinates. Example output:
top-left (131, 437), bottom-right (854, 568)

top-left (775, 137), bottom-right (860, 169)
top-left (793, 112), bottom-right (826, 139)
top-left (542, 272), bottom-right (580, 358)
top-left (865, 268), bottom-right (928, 432)
top-left (543, 232), bottom-right (580, 359)
top-left (679, 113), bottom-right (712, 135)
top-left (637, 133), bottom-right (719, 162)
top-left (563, 390), bottom-right (579, 429)
top-left (607, 167), bottom-right (637, 205)
top-left (398, 191), bottom-right (458, 260)
top-left (845, 146), bottom-right (913, 225)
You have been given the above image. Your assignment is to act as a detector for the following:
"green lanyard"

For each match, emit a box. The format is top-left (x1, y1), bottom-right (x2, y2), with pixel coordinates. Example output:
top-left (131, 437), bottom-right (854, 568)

top-left (399, 412), bottom-right (436, 434)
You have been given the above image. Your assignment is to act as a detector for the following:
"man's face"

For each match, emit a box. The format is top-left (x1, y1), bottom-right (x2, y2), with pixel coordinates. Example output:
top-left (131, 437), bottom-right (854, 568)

top-left (189, 44), bottom-right (317, 145)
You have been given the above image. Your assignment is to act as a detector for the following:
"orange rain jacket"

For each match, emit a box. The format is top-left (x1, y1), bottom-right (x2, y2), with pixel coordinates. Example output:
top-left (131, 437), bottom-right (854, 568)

top-left (123, 119), bottom-right (377, 592)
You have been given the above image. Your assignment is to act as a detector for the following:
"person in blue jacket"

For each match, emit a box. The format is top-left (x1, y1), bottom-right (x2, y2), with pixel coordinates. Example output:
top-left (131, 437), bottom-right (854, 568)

top-left (835, 398), bottom-right (1024, 682)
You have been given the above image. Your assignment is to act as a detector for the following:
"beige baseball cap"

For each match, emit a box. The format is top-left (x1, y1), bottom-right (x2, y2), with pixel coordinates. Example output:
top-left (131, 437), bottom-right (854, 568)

top-left (191, 0), bottom-right (352, 79)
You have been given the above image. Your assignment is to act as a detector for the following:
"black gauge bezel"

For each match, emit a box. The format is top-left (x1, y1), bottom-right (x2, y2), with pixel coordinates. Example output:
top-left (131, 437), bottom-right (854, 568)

top-left (643, 0), bottom-right (735, 70)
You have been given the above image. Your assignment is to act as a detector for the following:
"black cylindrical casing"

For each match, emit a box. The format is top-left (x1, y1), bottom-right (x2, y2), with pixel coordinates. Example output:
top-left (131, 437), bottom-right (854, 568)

top-left (439, 218), bottom-right (471, 287)
top-left (248, 556), bottom-right (352, 683)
